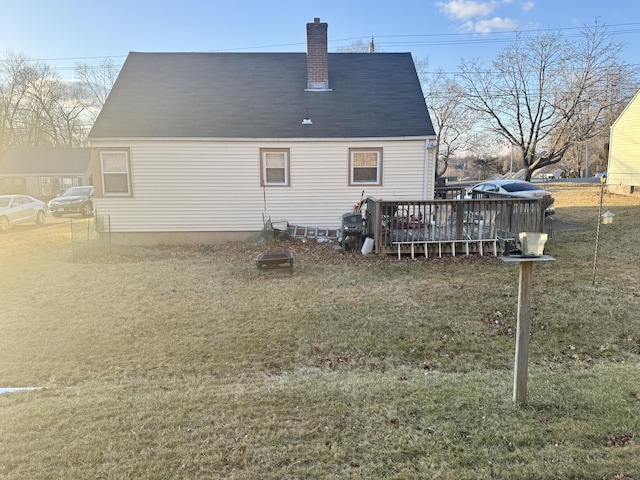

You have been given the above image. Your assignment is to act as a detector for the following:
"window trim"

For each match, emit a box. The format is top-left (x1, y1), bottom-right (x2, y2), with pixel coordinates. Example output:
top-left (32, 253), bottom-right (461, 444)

top-left (260, 148), bottom-right (290, 187)
top-left (349, 147), bottom-right (383, 186)
top-left (99, 149), bottom-right (132, 196)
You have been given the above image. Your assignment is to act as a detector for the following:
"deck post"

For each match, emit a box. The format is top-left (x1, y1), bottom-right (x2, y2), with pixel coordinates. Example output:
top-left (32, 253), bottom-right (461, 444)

top-left (455, 202), bottom-right (465, 240)
top-left (373, 199), bottom-right (382, 254)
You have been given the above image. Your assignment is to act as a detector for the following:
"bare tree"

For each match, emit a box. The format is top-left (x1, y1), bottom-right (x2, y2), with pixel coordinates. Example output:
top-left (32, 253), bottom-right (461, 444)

top-left (335, 38), bottom-right (377, 53)
top-left (458, 23), bottom-right (637, 180)
top-left (0, 51), bottom-right (39, 154)
top-left (50, 80), bottom-right (93, 147)
top-left (21, 63), bottom-right (66, 146)
top-left (75, 57), bottom-right (120, 110)
top-left (471, 155), bottom-right (499, 180)
top-left (0, 50), bottom-right (96, 155)
top-left (423, 69), bottom-right (474, 177)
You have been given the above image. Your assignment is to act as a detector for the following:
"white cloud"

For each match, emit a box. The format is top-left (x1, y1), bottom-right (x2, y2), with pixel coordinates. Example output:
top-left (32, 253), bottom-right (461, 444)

top-left (521, 1), bottom-right (535, 12)
top-left (436, 0), bottom-right (503, 20)
top-left (463, 16), bottom-right (520, 33)
top-left (437, 0), bottom-right (526, 33)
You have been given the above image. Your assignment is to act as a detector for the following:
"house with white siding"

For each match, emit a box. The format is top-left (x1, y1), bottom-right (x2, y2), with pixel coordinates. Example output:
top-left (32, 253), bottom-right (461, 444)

top-left (88, 18), bottom-right (436, 245)
top-left (608, 89), bottom-right (640, 194)
top-left (0, 148), bottom-right (91, 201)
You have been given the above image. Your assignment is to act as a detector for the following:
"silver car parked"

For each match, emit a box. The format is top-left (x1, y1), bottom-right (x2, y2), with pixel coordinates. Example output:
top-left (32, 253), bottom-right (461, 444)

top-left (467, 179), bottom-right (555, 216)
top-left (0, 195), bottom-right (48, 231)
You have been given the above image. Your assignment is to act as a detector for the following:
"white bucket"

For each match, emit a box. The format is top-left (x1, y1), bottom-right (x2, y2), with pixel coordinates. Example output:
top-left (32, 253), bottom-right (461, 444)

top-left (361, 237), bottom-right (374, 255)
top-left (518, 232), bottom-right (548, 256)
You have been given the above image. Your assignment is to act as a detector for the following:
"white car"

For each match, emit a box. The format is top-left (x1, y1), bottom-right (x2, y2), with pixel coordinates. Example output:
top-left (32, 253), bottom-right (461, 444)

top-left (467, 179), bottom-right (555, 216)
top-left (0, 195), bottom-right (48, 231)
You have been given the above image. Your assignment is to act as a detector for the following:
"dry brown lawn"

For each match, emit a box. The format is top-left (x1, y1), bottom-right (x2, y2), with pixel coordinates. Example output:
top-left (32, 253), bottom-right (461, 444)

top-left (1, 183), bottom-right (639, 479)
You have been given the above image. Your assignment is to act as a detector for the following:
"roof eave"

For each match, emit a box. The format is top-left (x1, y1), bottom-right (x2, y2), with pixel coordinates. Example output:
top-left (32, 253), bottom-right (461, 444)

top-left (88, 135), bottom-right (436, 145)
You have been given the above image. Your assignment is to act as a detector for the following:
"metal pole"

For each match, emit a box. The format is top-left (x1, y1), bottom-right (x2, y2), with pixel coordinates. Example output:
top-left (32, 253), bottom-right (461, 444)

top-left (108, 215), bottom-right (112, 254)
top-left (70, 219), bottom-right (75, 259)
top-left (592, 180), bottom-right (605, 285)
top-left (510, 145), bottom-right (514, 177)
top-left (585, 141), bottom-right (590, 178)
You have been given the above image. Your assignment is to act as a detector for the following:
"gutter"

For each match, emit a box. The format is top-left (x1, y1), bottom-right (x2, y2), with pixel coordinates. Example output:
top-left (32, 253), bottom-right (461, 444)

top-left (88, 136), bottom-right (432, 146)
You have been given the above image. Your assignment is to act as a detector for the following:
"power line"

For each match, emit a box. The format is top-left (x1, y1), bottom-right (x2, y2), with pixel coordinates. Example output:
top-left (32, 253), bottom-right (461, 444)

top-left (374, 22), bottom-right (640, 39)
top-left (28, 21), bottom-right (640, 60)
top-left (14, 21), bottom-right (640, 75)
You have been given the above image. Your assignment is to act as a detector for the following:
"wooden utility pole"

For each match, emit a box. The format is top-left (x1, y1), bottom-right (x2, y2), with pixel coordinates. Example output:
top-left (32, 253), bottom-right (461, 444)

top-left (502, 255), bottom-right (555, 407)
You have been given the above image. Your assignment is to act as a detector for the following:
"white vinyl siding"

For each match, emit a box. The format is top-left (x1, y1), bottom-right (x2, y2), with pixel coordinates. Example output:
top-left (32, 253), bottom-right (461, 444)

top-left (609, 91), bottom-right (640, 187)
top-left (90, 139), bottom-right (433, 233)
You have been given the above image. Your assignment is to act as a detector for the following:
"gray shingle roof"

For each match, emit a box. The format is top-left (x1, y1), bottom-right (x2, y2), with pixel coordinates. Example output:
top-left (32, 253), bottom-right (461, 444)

top-left (89, 52), bottom-right (434, 139)
top-left (0, 148), bottom-right (90, 175)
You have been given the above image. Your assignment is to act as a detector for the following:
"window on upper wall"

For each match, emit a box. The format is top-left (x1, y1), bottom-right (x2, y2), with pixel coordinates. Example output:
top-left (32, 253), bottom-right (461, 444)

top-left (260, 148), bottom-right (290, 186)
top-left (349, 148), bottom-right (382, 185)
top-left (100, 150), bottom-right (131, 196)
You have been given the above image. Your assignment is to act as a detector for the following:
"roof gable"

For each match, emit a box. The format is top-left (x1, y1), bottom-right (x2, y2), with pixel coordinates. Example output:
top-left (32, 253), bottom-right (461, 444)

top-left (611, 88), bottom-right (640, 129)
top-left (89, 52), bottom-right (435, 139)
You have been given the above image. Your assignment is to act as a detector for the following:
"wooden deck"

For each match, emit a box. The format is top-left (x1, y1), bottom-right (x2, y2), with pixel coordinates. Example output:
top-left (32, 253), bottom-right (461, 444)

top-left (363, 195), bottom-right (550, 258)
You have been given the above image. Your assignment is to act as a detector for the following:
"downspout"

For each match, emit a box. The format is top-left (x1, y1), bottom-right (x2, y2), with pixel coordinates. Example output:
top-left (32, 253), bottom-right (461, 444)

top-left (423, 138), bottom-right (436, 200)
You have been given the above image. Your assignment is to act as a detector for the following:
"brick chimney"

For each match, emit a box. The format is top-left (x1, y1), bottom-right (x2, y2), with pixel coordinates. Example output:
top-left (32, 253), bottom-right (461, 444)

top-left (306, 18), bottom-right (329, 91)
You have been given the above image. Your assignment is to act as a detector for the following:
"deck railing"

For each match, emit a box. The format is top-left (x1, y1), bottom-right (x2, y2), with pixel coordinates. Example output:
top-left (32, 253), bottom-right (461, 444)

top-left (364, 196), bottom-right (549, 257)
top-left (434, 186), bottom-right (468, 199)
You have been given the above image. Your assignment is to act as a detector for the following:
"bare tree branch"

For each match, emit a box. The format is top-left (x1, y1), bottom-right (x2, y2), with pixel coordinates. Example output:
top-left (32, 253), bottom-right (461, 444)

top-left (75, 58), bottom-right (120, 109)
top-left (458, 24), bottom-right (638, 180)
top-left (423, 68), bottom-right (474, 177)
top-left (0, 50), bottom-right (104, 156)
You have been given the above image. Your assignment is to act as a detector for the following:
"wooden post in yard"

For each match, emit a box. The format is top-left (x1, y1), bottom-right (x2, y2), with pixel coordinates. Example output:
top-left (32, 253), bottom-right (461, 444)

top-left (513, 260), bottom-right (533, 407)
top-left (501, 255), bottom-right (555, 407)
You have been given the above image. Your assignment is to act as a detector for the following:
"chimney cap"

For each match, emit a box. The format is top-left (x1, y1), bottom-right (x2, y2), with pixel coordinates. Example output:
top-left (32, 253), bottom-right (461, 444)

top-left (314, 17), bottom-right (320, 23)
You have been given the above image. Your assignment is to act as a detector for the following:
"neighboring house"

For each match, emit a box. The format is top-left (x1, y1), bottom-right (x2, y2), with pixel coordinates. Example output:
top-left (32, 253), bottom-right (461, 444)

top-left (608, 89), bottom-right (640, 194)
top-left (88, 18), bottom-right (436, 245)
top-left (0, 148), bottom-right (92, 201)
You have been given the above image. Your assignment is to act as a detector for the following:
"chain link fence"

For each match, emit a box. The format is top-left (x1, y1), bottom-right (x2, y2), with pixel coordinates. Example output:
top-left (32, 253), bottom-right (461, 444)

top-left (70, 214), bottom-right (111, 258)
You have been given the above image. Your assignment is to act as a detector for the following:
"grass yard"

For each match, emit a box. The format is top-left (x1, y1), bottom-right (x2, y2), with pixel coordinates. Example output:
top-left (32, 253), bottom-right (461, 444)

top-left (1, 183), bottom-right (639, 479)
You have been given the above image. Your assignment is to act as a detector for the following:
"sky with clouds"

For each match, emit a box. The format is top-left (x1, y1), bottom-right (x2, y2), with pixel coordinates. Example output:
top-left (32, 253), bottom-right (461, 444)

top-left (437, 0), bottom-right (535, 33)
top-left (1, 0), bottom-right (638, 77)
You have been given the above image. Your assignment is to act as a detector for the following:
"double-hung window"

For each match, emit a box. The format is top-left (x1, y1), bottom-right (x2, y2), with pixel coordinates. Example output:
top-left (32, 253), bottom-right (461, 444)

top-left (260, 148), bottom-right (290, 187)
top-left (100, 150), bottom-right (131, 195)
top-left (349, 148), bottom-right (382, 185)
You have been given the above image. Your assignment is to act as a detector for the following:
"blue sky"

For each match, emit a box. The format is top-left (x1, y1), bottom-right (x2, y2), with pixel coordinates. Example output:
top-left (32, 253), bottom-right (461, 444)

top-left (1, 0), bottom-right (639, 78)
